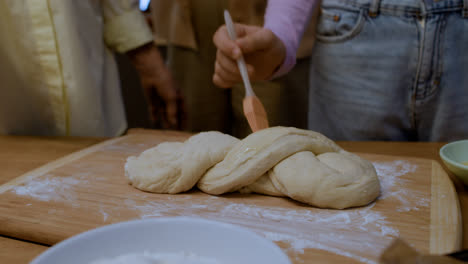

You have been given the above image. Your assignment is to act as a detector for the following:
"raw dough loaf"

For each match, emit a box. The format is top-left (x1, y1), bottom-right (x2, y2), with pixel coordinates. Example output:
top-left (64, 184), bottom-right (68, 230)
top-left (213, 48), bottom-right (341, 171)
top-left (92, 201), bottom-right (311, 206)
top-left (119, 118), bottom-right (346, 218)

top-left (125, 131), bottom-right (239, 194)
top-left (197, 127), bottom-right (341, 194)
top-left (125, 127), bottom-right (380, 209)
top-left (269, 151), bottom-right (380, 209)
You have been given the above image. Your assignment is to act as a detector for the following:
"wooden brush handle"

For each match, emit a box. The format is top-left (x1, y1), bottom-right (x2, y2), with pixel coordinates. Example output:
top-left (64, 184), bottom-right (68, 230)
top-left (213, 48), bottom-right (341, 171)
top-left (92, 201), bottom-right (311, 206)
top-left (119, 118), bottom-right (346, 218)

top-left (224, 10), bottom-right (255, 97)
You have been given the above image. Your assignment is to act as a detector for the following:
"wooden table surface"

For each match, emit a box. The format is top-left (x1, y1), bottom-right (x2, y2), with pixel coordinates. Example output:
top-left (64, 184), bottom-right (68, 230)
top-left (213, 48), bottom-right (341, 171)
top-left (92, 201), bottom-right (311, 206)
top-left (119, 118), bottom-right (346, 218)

top-left (0, 135), bottom-right (106, 264)
top-left (1, 130), bottom-right (467, 263)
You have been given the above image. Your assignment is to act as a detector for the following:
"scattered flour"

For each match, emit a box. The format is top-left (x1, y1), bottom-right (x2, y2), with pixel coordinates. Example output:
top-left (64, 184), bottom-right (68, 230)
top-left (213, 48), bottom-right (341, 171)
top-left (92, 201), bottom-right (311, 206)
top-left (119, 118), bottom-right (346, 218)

top-left (122, 196), bottom-right (397, 264)
top-left (373, 160), bottom-right (418, 199)
top-left (373, 160), bottom-right (427, 212)
top-left (100, 205), bottom-right (109, 222)
top-left (90, 252), bottom-right (221, 264)
top-left (120, 160), bottom-right (427, 264)
top-left (10, 159), bottom-right (429, 264)
top-left (11, 174), bottom-right (88, 203)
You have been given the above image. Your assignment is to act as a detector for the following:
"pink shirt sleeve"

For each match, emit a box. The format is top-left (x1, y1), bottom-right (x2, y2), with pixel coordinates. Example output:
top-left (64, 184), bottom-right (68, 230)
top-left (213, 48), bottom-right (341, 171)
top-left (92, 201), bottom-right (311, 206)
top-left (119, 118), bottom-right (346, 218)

top-left (264, 0), bottom-right (318, 78)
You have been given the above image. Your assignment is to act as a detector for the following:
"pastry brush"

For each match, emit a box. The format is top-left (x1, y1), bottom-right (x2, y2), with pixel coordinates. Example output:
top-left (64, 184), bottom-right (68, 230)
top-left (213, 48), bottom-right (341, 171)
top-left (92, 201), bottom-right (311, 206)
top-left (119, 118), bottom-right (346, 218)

top-left (223, 10), bottom-right (269, 132)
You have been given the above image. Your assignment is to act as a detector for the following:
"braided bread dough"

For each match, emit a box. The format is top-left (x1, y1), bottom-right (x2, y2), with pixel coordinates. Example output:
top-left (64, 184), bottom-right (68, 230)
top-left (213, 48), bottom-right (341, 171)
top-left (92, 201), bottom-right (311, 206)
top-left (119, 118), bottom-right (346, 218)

top-left (125, 127), bottom-right (380, 209)
top-left (125, 131), bottom-right (239, 194)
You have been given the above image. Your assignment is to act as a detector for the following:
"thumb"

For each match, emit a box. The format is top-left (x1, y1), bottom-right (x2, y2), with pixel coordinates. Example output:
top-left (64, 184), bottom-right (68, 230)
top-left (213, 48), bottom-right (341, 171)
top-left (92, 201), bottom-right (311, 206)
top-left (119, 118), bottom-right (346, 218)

top-left (236, 28), bottom-right (275, 54)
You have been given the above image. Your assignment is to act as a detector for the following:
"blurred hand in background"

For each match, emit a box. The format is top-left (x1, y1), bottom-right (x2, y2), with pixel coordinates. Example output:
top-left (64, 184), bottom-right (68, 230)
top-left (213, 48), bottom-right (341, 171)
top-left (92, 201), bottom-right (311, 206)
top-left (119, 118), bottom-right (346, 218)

top-left (127, 43), bottom-right (186, 129)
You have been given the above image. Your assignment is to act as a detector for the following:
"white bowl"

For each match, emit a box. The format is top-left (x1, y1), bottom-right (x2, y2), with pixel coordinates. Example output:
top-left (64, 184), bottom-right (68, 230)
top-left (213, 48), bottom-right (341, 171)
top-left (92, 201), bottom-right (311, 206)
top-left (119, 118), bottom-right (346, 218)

top-left (30, 217), bottom-right (291, 264)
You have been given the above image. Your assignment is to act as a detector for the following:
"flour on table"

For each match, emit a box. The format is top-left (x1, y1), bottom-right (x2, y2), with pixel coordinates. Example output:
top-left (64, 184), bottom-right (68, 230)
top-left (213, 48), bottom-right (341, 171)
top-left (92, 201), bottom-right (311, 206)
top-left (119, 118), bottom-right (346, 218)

top-left (8, 144), bottom-right (427, 264)
top-left (89, 252), bottom-right (221, 264)
top-left (11, 174), bottom-right (88, 204)
top-left (374, 160), bottom-right (417, 199)
top-left (100, 205), bottom-right (109, 222)
top-left (119, 159), bottom-right (428, 264)
top-left (373, 160), bottom-right (427, 212)
top-left (123, 197), bottom-right (396, 264)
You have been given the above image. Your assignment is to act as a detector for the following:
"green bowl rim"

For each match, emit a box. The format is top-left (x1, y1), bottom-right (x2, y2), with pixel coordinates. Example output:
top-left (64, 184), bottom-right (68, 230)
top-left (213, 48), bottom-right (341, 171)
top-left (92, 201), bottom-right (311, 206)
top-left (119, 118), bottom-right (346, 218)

top-left (439, 139), bottom-right (468, 170)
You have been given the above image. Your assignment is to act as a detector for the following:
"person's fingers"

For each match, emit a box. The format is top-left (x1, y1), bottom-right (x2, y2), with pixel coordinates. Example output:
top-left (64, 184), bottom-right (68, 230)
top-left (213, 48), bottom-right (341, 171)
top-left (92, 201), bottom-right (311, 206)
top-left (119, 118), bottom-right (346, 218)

top-left (158, 87), bottom-right (186, 130)
top-left (233, 23), bottom-right (260, 38)
top-left (147, 95), bottom-right (159, 126)
top-left (216, 50), bottom-right (240, 76)
top-left (156, 80), bottom-right (179, 128)
top-left (213, 25), bottom-right (242, 59)
top-left (215, 61), bottom-right (242, 84)
top-left (214, 52), bottom-right (256, 87)
top-left (216, 50), bottom-right (255, 77)
top-left (176, 90), bottom-right (187, 130)
top-left (159, 114), bottom-right (171, 129)
top-left (144, 84), bottom-right (163, 127)
top-left (213, 72), bottom-right (235, 88)
top-left (145, 77), bottom-right (179, 128)
top-left (245, 64), bottom-right (256, 78)
top-left (165, 98), bottom-right (178, 127)
top-left (236, 28), bottom-right (275, 54)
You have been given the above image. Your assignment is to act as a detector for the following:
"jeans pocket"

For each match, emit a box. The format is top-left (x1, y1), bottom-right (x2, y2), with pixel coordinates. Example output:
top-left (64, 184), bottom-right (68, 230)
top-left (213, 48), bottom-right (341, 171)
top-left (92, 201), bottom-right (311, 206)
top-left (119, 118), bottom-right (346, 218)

top-left (316, 7), bottom-right (366, 43)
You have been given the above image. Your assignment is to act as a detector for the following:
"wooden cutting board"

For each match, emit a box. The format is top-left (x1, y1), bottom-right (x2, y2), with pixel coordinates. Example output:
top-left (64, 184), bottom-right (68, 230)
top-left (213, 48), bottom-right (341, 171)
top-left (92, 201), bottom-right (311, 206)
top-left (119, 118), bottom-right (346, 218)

top-left (0, 131), bottom-right (461, 264)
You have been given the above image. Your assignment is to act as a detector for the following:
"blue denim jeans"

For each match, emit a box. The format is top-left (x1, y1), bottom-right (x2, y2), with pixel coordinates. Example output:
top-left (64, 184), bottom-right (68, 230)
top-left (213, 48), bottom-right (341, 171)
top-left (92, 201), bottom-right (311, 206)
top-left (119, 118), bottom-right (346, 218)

top-left (309, 0), bottom-right (468, 141)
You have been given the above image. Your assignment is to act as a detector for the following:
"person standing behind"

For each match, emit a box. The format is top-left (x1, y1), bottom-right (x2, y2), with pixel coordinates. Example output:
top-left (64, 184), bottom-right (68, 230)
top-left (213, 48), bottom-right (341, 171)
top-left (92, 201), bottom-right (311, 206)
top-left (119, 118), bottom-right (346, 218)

top-left (212, 0), bottom-right (468, 141)
top-left (150, 0), bottom-right (317, 137)
top-left (0, 0), bottom-right (182, 137)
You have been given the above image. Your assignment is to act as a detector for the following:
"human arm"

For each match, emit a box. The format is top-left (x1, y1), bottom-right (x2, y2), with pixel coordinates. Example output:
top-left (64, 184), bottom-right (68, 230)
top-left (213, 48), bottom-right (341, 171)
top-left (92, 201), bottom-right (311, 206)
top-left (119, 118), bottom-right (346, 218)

top-left (126, 43), bottom-right (183, 129)
top-left (101, 0), bottom-right (184, 129)
top-left (212, 0), bottom-right (317, 88)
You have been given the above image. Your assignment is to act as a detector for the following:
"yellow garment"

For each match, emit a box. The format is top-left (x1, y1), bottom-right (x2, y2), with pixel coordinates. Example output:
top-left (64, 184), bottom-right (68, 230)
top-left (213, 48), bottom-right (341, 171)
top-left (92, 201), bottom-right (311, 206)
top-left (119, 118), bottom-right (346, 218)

top-left (0, 0), bottom-right (153, 136)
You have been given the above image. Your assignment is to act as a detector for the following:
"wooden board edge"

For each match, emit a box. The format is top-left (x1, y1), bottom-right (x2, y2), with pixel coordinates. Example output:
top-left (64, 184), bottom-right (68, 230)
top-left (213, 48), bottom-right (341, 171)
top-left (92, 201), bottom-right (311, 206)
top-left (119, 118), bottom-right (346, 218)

top-left (430, 160), bottom-right (463, 254)
top-left (0, 135), bottom-right (134, 194)
top-left (127, 128), bottom-right (192, 137)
